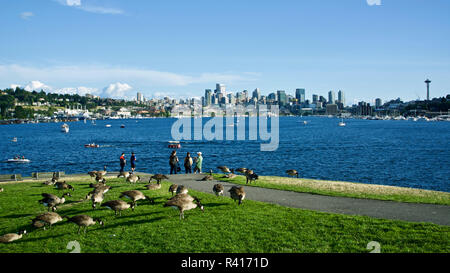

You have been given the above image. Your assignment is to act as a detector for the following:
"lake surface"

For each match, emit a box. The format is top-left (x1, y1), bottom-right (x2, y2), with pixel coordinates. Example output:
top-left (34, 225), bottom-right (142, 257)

top-left (1, 117), bottom-right (449, 192)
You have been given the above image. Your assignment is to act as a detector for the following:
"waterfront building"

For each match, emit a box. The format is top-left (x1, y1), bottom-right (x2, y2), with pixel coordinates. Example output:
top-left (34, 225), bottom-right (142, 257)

top-left (252, 88), bottom-right (261, 101)
top-left (137, 92), bottom-right (143, 102)
top-left (328, 90), bottom-right (336, 104)
top-left (338, 90), bottom-right (345, 106)
top-left (375, 98), bottom-right (382, 109)
top-left (296, 88), bottom-right (306, 104)
top-left (204, 89), bottom-right (212, 106)
top-left (277, 90), bottom-right (287, 106)
top-left (326, 104), bottom-right (338, 115)
top-left (312, 94), bottom-right (318, 104)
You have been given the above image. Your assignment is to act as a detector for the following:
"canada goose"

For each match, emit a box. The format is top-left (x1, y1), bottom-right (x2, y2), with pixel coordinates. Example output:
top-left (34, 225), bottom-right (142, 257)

top-left (95, 174), bottom-right (106, 183)
top-left (101, 200), bottom-right (135, 216)
top-left (0, 230), bottom-right (26, 243)
top-left (117, 171), bottom-right (131, 178)
top-left (168, 184), bottom-right (178, 196)
top-left (43, 180), bottom-right (55, 186)
top-left (228, 186), bottom-right (246, 205)
top-left (212, 184), bottom-right (224, 196)
top-left (91, 191), bottom-right (104, 209)
top-left (145, 182), bottom-right (162, 190)
top-left (176, 185), bottom-right (188, 195)
top-left (54, 181), bottom-right (74, 191)
top-left (32, 212), bottom-right (63, 230)
top-left (0, 188), bottom-right (3, 192)
top-left (39, 193), bottom-right (71, 212)
top-left (89, 180), bottom-right (106, 188)
top-left (217, 166), bottom-right (233, 174)
top-left (164, 194), bottom-right (204, 220)
top-left (85, 184), bottom-right (111, 200)
top-left (222, 173), bottom-right (237, 179)
top-left (97, 166), bottom-right (107, 176)
top-left (235, 168), bottom-right (248, 174)
top-left (120, 190), bottom-right (153, 208)
top-left (200, 175), bottom-right (214, 181)
top-left (286, 169), bottom-right (299, 178)
top-left (88, 170), bottom-right (98, 179)
top-left (149, 174), bottom-right (169, 184)
top-left (245, 171), bottom-right (258, 184)
top-left (126, 174), bottom-right (141, 183)
top-left (67, 215), bottom-right (104, 234)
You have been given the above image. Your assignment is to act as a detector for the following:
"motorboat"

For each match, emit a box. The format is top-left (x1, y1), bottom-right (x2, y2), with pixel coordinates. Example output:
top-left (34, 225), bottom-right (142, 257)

top-left (84, 143), bottom-right (100, 148)
top-left (168, 141), bottom-right (181, 149)
top-left (6, 158), bottom-right (30, 163)
top-left (106, 124), bottom-right (111, 128)
top-left (61, 123), bottom-right (69, 133)
top-left (120, 124), bottom-right (125, 128)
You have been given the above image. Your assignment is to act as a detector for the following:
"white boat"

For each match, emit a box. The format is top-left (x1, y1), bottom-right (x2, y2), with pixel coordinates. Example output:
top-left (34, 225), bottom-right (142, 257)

top-left (61, 123), bottom-right (69, 133)
top-left (12, 137), bottom-right (17, 142)
top-left (338, 119), bottom-right (346, 127)
top-left (106, 124), bottom-right (111, 128)
top-left (6, 158), bottom-right (31, 163)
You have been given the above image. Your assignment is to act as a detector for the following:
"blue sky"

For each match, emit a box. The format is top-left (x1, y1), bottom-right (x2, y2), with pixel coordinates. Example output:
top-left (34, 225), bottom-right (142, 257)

top-left (1, 0), bottom-right (449, 104)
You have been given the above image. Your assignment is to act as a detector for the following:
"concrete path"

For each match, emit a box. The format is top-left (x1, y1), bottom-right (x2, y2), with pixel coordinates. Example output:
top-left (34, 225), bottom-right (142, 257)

top-left (166, 174), bottom-right (450, 226)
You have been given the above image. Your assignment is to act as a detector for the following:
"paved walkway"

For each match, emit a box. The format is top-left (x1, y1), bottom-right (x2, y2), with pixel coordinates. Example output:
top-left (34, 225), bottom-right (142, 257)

top-left (166, 174), bottom-right (450, 226)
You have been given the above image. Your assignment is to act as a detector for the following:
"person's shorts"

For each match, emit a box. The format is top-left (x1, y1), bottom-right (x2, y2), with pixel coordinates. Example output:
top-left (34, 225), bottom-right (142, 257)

top-left (131, 163), bottom-right (136, 168)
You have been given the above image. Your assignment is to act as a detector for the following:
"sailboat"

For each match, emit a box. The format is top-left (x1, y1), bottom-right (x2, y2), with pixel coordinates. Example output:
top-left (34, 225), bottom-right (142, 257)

top-left (338, 118), bottom-right (346, 127)
top-left (61, 123), bottom-right (69, 133)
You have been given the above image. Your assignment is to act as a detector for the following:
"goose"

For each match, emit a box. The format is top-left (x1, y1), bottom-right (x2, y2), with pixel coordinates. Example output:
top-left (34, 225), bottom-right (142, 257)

top-left (245, 171), bottom-right (258, 184)
top-left (0, 188), bottom-right (3, 192)
top-left (126, 174), bottom-right (141, 183)
top-left (101, 200), bottom-right (135, 216)
top-left (91, 191), bottom-right (104, 209)
top-left (168, 184), bottom-right (178, 196)
top-left (32, 212), bottom-right (63, 230)
top-left (176, 185), bottom-right (188, 195)
top-left (164, 193), bottom-right (204, 220)
top-left (0, 230), bottom-right (26, 243)
top-left (97, 166), bottom-right (107, 177)
top-left (85, 184), bottom-right (111, 200)
top-left (88, 170), bottom-right (99, 179)
top-left (89, 180), bottom-right (106, 188)
top-left (67, 215), bottom-right (104, 234)
top-left (39, 193), bottom-right (71, 212)
top-left (235, 168), bottom-right (248, 174)
top-left (217, 166), bottom-right (233, 174)
top-left (222, 173), bottom-right (237, 179)
top-left (286, 169), bottom-right (299, 178)
top-left (117, 171), bottom-right (131, 178)
top-left (149, 174), bottom-right (169, 184)
top-left (120, 190), bottom-right (154, 208)
top-left (200, 175), bottom-right (214, 181)
top-left (212, 184), bottom-right (224, 196)
top-left (228, 186), bottom-right (246, 205)
top-left (145, 182), bottom-right (162, 190)
top-left (43, 180), bottom-right (55, 186)
top-left (95, 174), bottom-right (106, 184)
top-left (54, 181), bottom-right (74, 192)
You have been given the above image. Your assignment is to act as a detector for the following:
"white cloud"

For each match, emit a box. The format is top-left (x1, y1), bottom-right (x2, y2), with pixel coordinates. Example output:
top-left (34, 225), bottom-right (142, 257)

top-left (10, 84), bottom-right (21, 89)
top-left (20, 12), bottom-right (33, 20)
top-left (55, 0), bottom-right (123, 15)
top-left (24, 81), bottom-right (52, 92)
top-left (54, 86), bottom-right (99, 96)
top-left (100, 82), bottom-right (133, 99)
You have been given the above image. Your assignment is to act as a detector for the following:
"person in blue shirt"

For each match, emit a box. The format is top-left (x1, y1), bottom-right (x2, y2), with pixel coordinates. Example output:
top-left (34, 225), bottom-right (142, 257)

top-left (130, 152), bottom-right (136, 173)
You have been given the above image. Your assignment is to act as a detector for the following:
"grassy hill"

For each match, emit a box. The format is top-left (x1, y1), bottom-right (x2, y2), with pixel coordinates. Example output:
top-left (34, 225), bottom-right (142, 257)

top-left (0, 176), bottom-right (449, 253)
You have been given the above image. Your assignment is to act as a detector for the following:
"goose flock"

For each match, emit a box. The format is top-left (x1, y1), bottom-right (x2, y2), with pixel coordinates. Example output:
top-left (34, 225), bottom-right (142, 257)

top-left (1, 165), bottom-right (300, 243)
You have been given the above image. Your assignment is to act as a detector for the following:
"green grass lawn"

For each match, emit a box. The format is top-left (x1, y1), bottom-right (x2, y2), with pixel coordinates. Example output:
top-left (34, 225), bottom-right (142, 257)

top-left (213, 174), bottom-right (450, 205)
top-left (0, 176), bottom-right (449, 253)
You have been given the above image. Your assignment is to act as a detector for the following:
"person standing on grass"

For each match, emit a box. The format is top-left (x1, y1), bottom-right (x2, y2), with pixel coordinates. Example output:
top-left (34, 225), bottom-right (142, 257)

top-left (184, 152), bottom-right (193, 174)
top-left (169, 150), bottom-right (179, 174)
top-left (119, 152), bottom-right (126, 173)
top-left (196, 152), bottom-right (203, 173)
top-left (130, 152), bottom-right (136, 173)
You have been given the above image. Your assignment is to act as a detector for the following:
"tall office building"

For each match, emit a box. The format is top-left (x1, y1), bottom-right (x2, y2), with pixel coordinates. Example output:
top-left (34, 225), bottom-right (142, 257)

top-left (252, 88), bottom-right (261, 101)
top-left (215, 83), bottom-right (226, 95)
top-left (295, 88), bottom-right (306, 104)
top-left (338, 90), bottom-right (345, 106)
top-left (204, 89), bottom-right (212, 106)
top-left (267, 92), bottom-right (277, 103)
top-left (312, 94), bottom-right (319, 104)
top-left (277, 90), bottom-right (287, 106)
top-left (137, 92), bottom-right (143, 102)
top-left (227, 93), bottom-right (236, 105)
top-left (328, 90), bottom-right (336, 104)
top-left (375, 98), bottom-right (382, 109)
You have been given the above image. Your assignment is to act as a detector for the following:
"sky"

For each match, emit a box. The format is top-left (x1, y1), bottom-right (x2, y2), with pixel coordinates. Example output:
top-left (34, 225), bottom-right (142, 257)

top-left (1, 0), bottom-right (449, 104)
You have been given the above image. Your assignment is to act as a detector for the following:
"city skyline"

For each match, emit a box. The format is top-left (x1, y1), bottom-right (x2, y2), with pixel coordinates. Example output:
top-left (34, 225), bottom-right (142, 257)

top-left (1, 0), bottom-right (449, 103)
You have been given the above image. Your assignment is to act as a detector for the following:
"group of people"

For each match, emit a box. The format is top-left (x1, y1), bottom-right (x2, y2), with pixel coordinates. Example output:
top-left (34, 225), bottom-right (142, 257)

top-left (169, 150), bottom-right (203, 174)
top-left (118, 150), bottom-right (203, 175)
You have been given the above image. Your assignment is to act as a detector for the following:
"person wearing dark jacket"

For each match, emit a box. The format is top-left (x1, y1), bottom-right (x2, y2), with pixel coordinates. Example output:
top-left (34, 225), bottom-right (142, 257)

top-left (184, 152), bottom-right (193, 174)
top-left (130, 152), bottom-right (136, 173)
top-left (119, 153), bottom-right (126, 172)
top-left (169, 150), bottom-right (179, 174)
